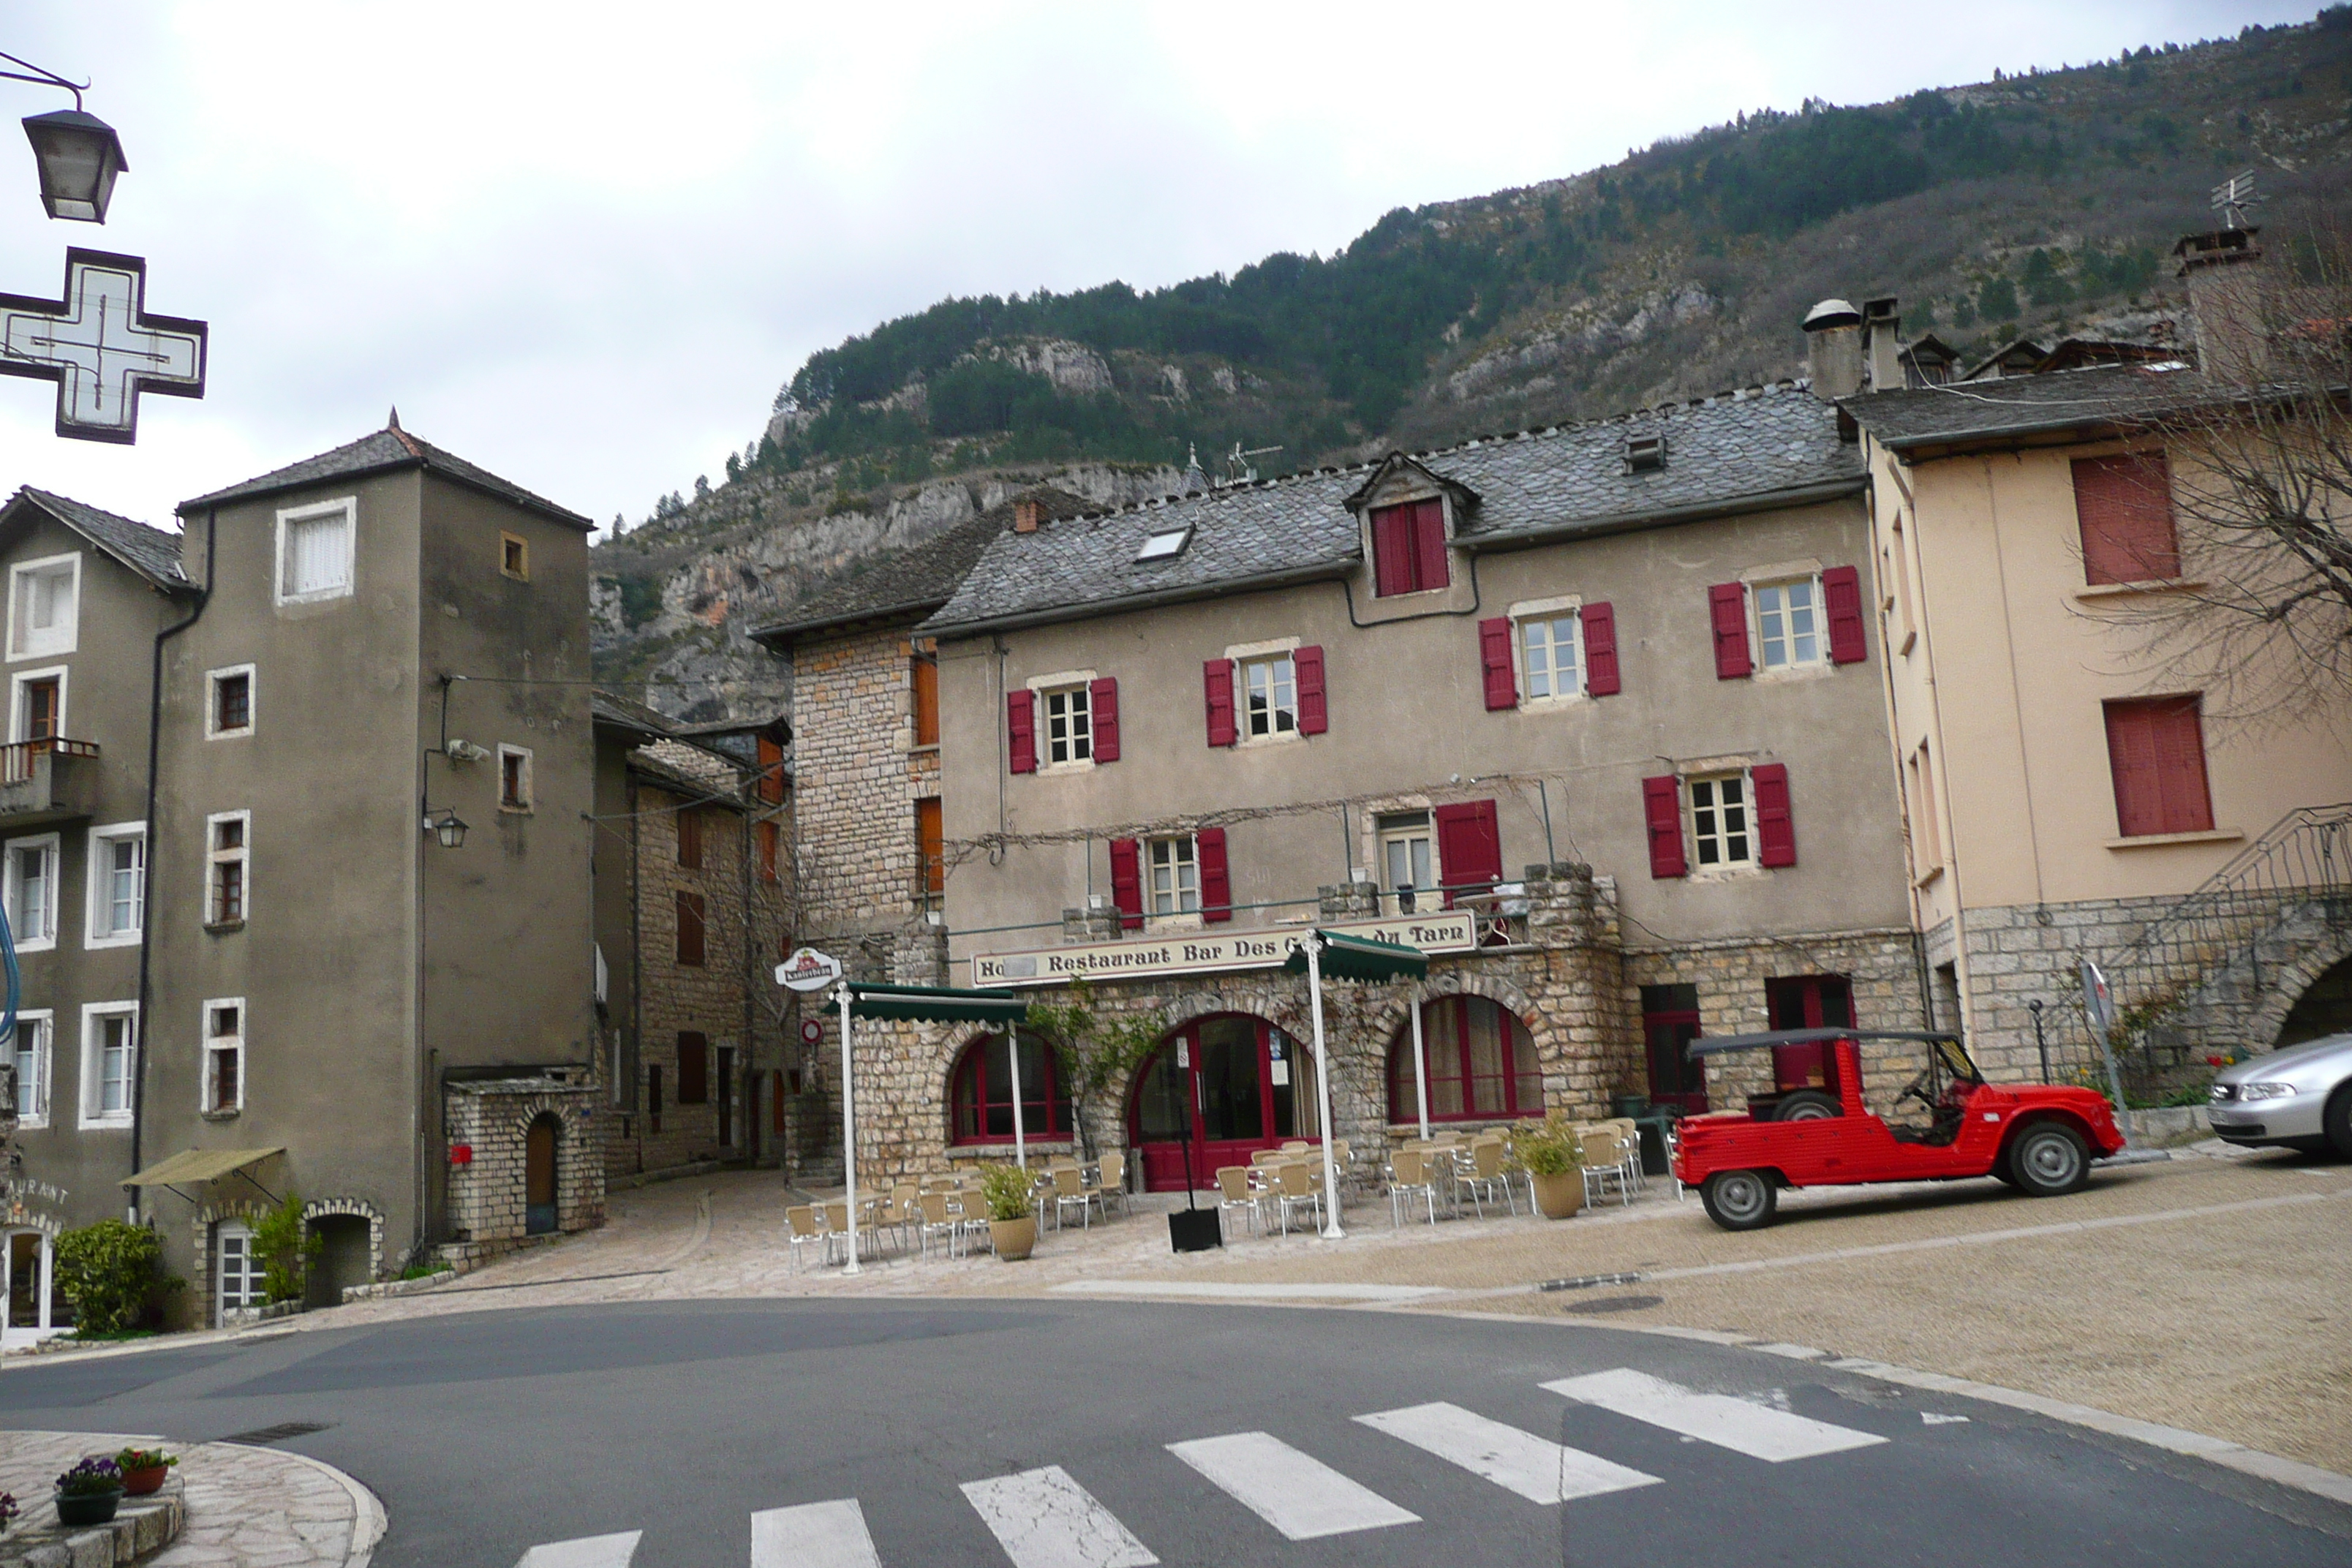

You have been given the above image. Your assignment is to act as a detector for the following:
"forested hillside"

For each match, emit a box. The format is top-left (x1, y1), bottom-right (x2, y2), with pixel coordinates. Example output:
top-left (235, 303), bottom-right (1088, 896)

top-left (595, 9), bottom-right (2352, 720)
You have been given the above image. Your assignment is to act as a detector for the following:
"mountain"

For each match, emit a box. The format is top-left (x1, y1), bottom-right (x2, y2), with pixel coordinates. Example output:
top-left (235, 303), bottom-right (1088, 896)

top-left (593, 8), bottom-right (2352, 720)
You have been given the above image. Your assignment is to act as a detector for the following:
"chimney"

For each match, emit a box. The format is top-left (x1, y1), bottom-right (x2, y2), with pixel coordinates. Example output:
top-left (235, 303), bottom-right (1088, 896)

top-left (1803, 298), bottom-right (1864, 399)
top-left (1012, 496), bottom-right (1041, 534)
top-left (2176, 226), bottom-right (2266, 386)
top-left (1862, 298), bottom-right (1901, 391)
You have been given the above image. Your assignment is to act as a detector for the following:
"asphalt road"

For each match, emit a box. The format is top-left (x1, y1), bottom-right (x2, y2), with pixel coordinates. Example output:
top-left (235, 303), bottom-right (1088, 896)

top-left (1, 1299), bottom-right (2345, 1567)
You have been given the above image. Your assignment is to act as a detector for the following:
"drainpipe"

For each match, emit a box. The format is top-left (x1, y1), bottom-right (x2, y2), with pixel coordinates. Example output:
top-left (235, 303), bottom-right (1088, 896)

top-left (128, 510), bottom-right (216, 1225)
top-left (629, 770), bottom-right (643, 1171)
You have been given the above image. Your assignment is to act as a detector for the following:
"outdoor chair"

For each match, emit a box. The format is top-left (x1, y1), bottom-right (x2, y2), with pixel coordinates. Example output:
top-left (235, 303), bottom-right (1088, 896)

top-left (1460, 1137), bottom-right (1518, 1218)
top-left (1093, 1150), bottom-right (1128, 1217)
top-left (916, 1191), bottom-right (965, 1259)
top-left (1214, 1166), bottom-right (1264, 1239)
top-left (1602, 1117), bottom-right (1646, 1191)
top-left (1281, 1140), bottom-right (1311, 1153)
top-left (1580, 1128), bottom-right (1635, 1207)
top-left (1387, 1149), bottom-right (1439, 1227)
top-left (785, 1205), bottom-right (824, 1272)
top-left (1273, 1161), bottom-right (1323, 1235)
top-left (1052, 1165), bottom-right (1093, 1232)
top-left (889, 1184), bottom-right (921, 1250)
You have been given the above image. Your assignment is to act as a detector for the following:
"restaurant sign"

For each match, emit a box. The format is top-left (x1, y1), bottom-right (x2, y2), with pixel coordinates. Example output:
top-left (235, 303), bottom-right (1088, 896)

top-left (971, 911), bottom-right (1477, 990)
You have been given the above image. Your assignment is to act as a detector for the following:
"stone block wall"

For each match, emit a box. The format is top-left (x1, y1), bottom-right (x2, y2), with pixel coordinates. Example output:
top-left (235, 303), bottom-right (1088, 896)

top-left (446, 1078), bottom-right (605, 1245)
top-left (794, 627), bottom-right (932, 945)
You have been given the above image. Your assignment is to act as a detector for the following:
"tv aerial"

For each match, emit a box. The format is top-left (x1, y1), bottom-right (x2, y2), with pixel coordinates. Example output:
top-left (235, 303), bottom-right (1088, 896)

top-left (2210, 170), bottom-right (2262, 230)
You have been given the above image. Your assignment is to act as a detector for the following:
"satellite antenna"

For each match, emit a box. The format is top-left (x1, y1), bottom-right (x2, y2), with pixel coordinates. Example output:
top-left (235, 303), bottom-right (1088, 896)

top-left (1226, 440), bottom-right (1284, 485)
top-left (2211, 170), bottom-right (2261, 230)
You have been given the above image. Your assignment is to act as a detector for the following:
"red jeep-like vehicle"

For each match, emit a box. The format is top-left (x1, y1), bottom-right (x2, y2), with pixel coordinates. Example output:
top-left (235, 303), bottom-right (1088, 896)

top-left (1672, 1028), bottom-right (2127, 1230)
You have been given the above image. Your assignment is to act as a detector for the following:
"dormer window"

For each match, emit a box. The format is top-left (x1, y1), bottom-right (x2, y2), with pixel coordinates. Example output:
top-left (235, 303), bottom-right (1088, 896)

top-left (1137, 525), bottom-right (1191, 562)
top-left (1625, 432), bottom-right (1666, 473)
top-left (1370, 500), bottom-right (1448, 597)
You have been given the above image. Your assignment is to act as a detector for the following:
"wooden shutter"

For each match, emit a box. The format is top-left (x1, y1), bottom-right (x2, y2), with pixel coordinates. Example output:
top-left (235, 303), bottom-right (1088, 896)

top-left (1203, 660), bottom-right (1236, 747)
top-left (2105, 697), bottom-right (2214, 837)
top-left (1708, 583), bottom-right (1752, 678)
top-left (1822, 566), bottom-right (1867, 665)
top-left (1371, 505), bottom-right (1413, 596)
top-left (915, 797), bottom-right (944, 896)
top-left (1089, 676), bottom-right (1120, 762)
top-left (1583, 601), bottom-right (1621, 695)
top-left (677, 1031), bottom-right (708, 1104)
top-left (1752, 763), bottom-right (1796, 867)
top-left (758, 820), bottom-right (780, 883)
top-left (1294, 645), bottom-right (1327, 734)
top-left (1006, 688), bottom-right (1036, 774)
top-left (676, 805), bottom-right (702, 869)
top-left (1108, 838), bottom-right (1144, 930)
top-left (911, 656), bottom-right (941, 748)
top-left (2073, 454), bottom-right (2180, 585)
top-left (1411, 500), bottom-right (1450, 591)
top-left (1478, 617), bottom-right (1518, 709)
top-left (756, 733), bottom-right (786, 803)
top-left (676, 891), bottom-right (706, 965)
top-left (1433, 800), bottom-right (1502, 905)
top-left (1196, 827), bottom-right (1232, 923)
top-left (1643, 776), bottom-right (1687, 878)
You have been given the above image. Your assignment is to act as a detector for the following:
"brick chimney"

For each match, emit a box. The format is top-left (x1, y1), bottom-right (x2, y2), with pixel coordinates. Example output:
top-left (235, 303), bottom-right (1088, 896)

top-left (2176, 227), bottom-right (2266, 386)
top-left (1862, 297), bottom-right (1901, 391)
top-left (1803, 298), bottom-right (1864, 399)
top-left (1012, 496), bottom-right (1041, 534)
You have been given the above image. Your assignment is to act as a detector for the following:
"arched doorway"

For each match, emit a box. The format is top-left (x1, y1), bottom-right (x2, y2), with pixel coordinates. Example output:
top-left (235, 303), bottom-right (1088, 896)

top-left (1128, 1014), bottom-right (1315, 1191)
top-left (305, 1215), bottom-right (373, 1309)
top-left (2277, 954), bottom-right (2352, 1047)
top-left (1387, 995), bottom-right (1544, 1125)
top-left (525, 1115), bottom-right (560, 1235)
top-left (2, 1228), bottom-right (57, 1347)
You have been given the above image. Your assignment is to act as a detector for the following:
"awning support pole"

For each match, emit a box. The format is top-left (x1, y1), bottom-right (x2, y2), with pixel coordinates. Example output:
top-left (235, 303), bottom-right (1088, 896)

top-left (1305, 935), bottom-right (1344, 1240)
top-left (1008, 1028), bottom-right (1027, 1170)
top-left (1409, 986), bottom-right (1430, 1142)
top-left (838, 984), bottom-right (859, 1275)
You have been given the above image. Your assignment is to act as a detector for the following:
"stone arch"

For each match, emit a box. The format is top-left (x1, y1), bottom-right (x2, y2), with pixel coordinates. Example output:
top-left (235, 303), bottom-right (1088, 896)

top-left (2261, 933), bottom-right (2352, 1050)
top-left (1375, 980), bottom-right (1552, 1128)
top-left (300, 1197), bottom-right (386, 1292)
top-left (189, 1199), bottom-right (272, 1326)
top-left (940, 1025), bottom-right (1076, 1151)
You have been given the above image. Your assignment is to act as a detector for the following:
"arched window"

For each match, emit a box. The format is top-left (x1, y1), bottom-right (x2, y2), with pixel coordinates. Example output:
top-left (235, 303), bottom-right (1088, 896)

top-left (950, 1030), bottom-right (1072, 1143)
top-left (1387, 995), bottom-right (1543, 1123)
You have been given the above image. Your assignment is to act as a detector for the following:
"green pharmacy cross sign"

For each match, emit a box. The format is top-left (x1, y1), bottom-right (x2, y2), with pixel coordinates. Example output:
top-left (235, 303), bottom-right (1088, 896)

top-left (0, 247), bottom-right (207, 443)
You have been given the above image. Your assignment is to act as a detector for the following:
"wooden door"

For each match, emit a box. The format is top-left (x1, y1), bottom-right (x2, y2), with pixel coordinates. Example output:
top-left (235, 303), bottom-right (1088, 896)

top-left (716, 1047), bottom-right (735, 1147)
top-left (525, 1118), bottom-right (558, 1235)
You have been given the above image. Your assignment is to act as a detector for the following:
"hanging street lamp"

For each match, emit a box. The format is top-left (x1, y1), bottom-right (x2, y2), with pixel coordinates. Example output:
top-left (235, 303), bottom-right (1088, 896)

top-left (21, 108), bottom-right (127, 222)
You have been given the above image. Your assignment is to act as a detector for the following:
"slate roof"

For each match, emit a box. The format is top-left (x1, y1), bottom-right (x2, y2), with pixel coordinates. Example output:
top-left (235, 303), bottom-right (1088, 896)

top-left (178, 421), bottom-right (591, 529)
top-left (1844, 363), bottom-right (2209, 451)
top-left (5, 487), bottom-right (192, 591)
top-left (924, 382), bottom-right (1863, 635)
top-left (591, 689), bottom-right (677, 742)
top-left (753, 486), bottom-right (1095, 644)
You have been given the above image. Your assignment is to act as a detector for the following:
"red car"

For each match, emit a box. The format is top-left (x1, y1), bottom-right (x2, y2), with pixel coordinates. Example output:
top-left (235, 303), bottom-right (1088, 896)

top-left (1672, 1028), bottom-right (2127, 1230)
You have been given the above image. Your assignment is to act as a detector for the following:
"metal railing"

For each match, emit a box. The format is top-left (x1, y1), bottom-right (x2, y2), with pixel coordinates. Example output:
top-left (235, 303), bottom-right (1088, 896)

top-left (0, 736), bottom-right (97, 786)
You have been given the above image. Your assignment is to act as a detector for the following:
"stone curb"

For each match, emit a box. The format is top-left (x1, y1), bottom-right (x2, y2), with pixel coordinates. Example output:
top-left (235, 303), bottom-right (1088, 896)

top-left (265, 1450), bottom-right (386, 1568)
top-left (0, 1487), bottom-right (184, 1568)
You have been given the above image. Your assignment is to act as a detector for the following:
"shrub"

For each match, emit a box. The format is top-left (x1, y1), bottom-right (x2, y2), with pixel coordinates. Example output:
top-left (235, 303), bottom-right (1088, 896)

top-left (976, 1164), bottom-right (1037, 1223)
top-left (1512, 1114), bottom-right (1586, 1177)
top-left (54, 1221), bottom-right (167, 1335)
top-left (252, 1194), bottom-right (321, 1305)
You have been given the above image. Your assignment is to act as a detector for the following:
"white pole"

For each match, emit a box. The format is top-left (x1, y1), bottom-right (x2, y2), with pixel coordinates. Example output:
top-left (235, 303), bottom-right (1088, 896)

top-left (837, 985), bottom-right (859, 1275)
top-left (1007, 1029), bottom-right (1027, 1169)
top-left (1306, 935), bottom-right (1344, 1240)
top-left (1409, 984), bottom-right (1431, 1142)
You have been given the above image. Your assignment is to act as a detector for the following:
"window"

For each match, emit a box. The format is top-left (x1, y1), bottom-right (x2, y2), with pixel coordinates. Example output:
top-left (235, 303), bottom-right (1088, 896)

top-left (916, 797), bottom-right (944, 900)
top-left (7, 554), bottom-right (78, 660)
top-left (207, 812), bottom-right (249, 927)
top-left (677, 806), bottom-right (703, 869)
top-left (500, 531), bottom-right (529, 581)
top-left (499, 745), bottom-right (532, 812)
top-left (757, 730), bottom-right (788, 802)
top-left (12, 669), bottom-right (62, 742)
top-left (1241, 654), bottom-right (1295, 738)
top-left (1147, 836), bottom-right (1199, 916)
top-left (4, 833), bottom-right (58, 951)
top-left (1908, 743), bottom-right (1942, 872)
top-left (1754, 578), bottom-right (1822, 669)
top-left (12, 1011), bottom-right (50, 1128)
top-left (1640, 985), bottom-right (1706, 1113)
top-left (2073, 453), bottom-right (2179, 585)
top-left (950, 1031), bottom-right (1073, 1142)
top-left (1521, 614), bottom-right (1582, 700)
top-left (1388, 996), bottom-right (1543, 1122)
top-left (216, 1221), bottom-right (260, 1316)
top-left (1370, 499), bottom-right (1448, 597)
top-left (1137, 526), bottom-right (1191, 562)
top-left (276, 498), bottom-right (355, 604)
top-left (676, 1030), bottom-right (709, 1104)
top-left (208, 666), bottom-right (254, 738)
top-left (647, 1063), bottom-right (664, 1134)
top-left (1689, 774), bottom-right (1752, 868)
top-left (1041, 685), bottom-right (1092, 765)
top-left (758, 819), bottom-right (781, 884)
top-left (911, 654), bottom-right (940, 749)
top-left (203, 1000), bottom-right (243, 1114)
top-left (1624, 432), bottom-right (1666, 473)
top-left (79, 1003), bottom-right (137, 1126)
top-left (2104, 696), bottom-right (2215, 837)
top-left (676, 891), bottom-right (706, 966)
top-left (86, 823), bottom-right (145, 947)
top-left (1379, 811), bottom-right (1433, 915)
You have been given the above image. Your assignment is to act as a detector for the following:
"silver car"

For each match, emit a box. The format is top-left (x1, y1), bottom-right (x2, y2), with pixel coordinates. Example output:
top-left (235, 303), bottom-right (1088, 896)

top-left (2208, 1033), bottom-right (2352, 1156)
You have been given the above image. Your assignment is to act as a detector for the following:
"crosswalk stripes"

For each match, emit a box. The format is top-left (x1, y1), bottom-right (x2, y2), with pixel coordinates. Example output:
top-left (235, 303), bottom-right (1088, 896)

top-left (1166, 1431), bottom-right (1422, 1541)
top-left (513, 1531), bottom-right (641, 1568)
top-left (962, 1466), bottom-right (1160, 1568)
top-left (750, 1500), bottom-right (882, 1568)
top-left (1543, 1368), bottom-right (1889, 1462)
top-left (1355, 1401), bottom-right (1664, 1504)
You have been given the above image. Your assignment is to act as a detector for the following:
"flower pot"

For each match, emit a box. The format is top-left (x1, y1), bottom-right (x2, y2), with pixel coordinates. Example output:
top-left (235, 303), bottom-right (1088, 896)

top-left (1531, 1170), bottom-right (1584, 1220)
top-left (55, 1489), bottom-right (123, 1526)
top-left (990, 1215), bottom-right (1036, 1261)
top-left (121, 1466), bottom-right (170, 1497)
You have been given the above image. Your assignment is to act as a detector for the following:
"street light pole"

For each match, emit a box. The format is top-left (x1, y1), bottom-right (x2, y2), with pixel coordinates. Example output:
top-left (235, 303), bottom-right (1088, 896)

top-left (2028, 999), bottom-right (2050, 1084)
top-left (837, 984), bottom-right (859, 1275)
top-left (1304, 935), bottom-right (1343, 1240)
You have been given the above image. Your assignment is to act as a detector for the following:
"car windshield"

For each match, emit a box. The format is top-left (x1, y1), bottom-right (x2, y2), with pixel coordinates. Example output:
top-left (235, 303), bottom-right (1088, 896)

top-left (1934, 1039), bottom-right (1983, 1085)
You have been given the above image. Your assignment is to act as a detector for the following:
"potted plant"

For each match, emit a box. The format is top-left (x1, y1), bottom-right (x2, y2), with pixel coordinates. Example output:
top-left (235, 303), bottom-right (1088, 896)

top-left (977, 1163), bottom-right (1039, 1262)
top-left (53, 1458), bottom-right (124, 1527)
top-left (114, 1448), bottom-right (177, 1497)
top-left (1513, 1116), bottom-right (1586, 1220)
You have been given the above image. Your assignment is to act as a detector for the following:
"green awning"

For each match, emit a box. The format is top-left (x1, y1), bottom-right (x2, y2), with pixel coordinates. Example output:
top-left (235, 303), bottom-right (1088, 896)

top-left (1282, 930), bottom-right (1430, 983)
top-left (121, 1147), bottom-right (284, 1188)
top-left (847, 983), bottom-right (1030, 1025)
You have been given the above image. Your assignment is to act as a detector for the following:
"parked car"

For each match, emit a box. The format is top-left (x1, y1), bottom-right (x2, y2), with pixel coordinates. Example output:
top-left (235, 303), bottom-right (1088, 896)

top-left (2207, 1034), bottom-right (2352, 1156)
top-left (1674, 1028), bottom-right (2127, 1230)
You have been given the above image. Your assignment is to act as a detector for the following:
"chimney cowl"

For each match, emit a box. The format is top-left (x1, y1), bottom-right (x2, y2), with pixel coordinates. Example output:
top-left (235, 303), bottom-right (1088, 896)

top-left (1803, 298), bottom-right (1863, 332)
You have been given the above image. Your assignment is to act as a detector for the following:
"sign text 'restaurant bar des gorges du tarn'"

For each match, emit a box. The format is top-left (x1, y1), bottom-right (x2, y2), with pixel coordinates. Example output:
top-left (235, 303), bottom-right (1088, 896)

top-left (970, 912), bottom-right (1478, 990)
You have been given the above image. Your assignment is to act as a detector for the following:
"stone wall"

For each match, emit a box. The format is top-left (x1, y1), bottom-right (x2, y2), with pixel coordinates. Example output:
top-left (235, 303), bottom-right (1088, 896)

top-left (446, 1078), bottom-right (604, 1246)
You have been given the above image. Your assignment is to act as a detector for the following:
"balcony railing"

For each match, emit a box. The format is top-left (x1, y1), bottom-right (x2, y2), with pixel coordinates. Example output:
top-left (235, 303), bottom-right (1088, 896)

top-left (0, 736), bottom-right (101, 823)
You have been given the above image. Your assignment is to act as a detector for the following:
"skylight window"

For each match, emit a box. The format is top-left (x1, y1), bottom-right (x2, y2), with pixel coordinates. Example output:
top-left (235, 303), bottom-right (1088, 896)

top-left (1137, 526), bottom-right (1191, 562)
top-left (1624, 432), bottom-right (1667, 473)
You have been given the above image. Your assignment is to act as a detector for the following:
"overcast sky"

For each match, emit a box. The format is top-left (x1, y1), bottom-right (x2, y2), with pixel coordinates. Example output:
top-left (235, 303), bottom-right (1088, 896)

top-left (0, 1), bottom-right (2315, 537)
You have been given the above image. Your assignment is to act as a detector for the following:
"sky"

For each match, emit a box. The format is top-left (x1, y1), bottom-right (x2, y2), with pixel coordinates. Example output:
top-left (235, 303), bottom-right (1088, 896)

top-left (0, 1), bottom-right (2318, 538)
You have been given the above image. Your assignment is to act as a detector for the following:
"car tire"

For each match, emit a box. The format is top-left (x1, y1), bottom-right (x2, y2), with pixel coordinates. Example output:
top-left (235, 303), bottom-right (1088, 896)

top-left (1700, 1169), bottom-right (1778, 1230)
top-left (2325, 1086), bottom-right (2352, 1161)
top-left (1776, 1090), bottom-right (1840, 1121)
top-left (1989, 1143), bottom-right (2019, 1188)
top-left (2008, 1123), bottom-right (2089, 1196)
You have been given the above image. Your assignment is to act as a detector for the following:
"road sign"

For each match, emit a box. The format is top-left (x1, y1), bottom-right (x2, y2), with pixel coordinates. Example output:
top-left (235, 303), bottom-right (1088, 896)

top-left (0, 248), bottom-right (207, 443)
top-left (799, 1019), bottom-right (823, 1046)
top-left (2080, 960), bottom-right (2114, 1037)
top-left (775, 946), bottom-right (844, 993)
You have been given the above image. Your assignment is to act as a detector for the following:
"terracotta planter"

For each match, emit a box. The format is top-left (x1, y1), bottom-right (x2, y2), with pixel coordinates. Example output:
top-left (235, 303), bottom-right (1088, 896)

top-left (990, 1215), bottom-right (1037, 1261)
top-left (1531, 1169), bottom-right (1584, 1220)
top-left (121, 1466), bottom-right (170, 1497)
top-left (54, 1489), bottom-right (122, 1526)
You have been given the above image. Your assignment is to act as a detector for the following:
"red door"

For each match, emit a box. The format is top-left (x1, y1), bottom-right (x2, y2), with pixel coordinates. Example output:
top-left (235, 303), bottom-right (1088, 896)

top-left (1765, 976), bottom-right (1852, 1090)
top-left (1130, 1015), bottom-right (1308, 1191)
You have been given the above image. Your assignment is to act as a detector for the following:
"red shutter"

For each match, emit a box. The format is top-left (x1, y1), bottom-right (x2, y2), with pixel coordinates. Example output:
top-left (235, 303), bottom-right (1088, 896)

top-left (1196, 827), bottom-right (1232, 923)
top-left (1294, 645), bottom-right (1327, 734)
top-left (2073, 454), bottom-right (2180, 585)
top-left (1411, 500), bottom-right (1450, 590)
top-left (1108, 838), bottom-right (1144, 930)
top-left (1478, 618), bottom-right (1518, 709)
top-left (1583, 601), bottom-right (1621, 695)
top-left (1203, 660), bottom-right (1236, 747)
top-left (1007, 689), bottom-right (1036, 774)
top-left (1752, 763), bottom-right (1796, 867)
top-left (1433, 800), bottom-right (1502, 905)
top-left (1643, 776), bottom-right (1687, 878)
top-left (1822, 566), bottom-right (1866, 665)
top-left (1371, 506), bottom-right (1412, 596)
top-left (1708, 583), bottom-right (1752, 678)
top-left (1089, 676), bottom-right (1120, 763)
top-left (2106, 697), bottom-right (2213, 836)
